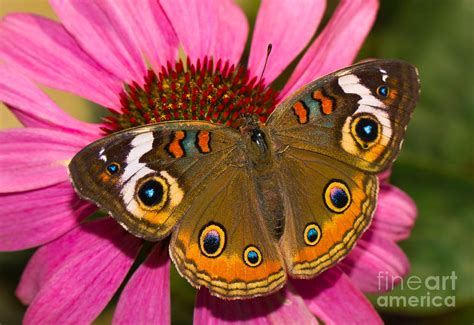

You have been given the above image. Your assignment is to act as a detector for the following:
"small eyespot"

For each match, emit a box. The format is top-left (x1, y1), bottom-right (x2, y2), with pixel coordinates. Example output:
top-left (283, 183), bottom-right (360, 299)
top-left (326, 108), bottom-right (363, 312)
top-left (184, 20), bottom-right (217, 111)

top-left (324, 180), bottom-right (351, 213)
top-left (377, 85), bottom-right (389, 97)
top-left (199, 223), bottom-right (226, 258)
top-left (243, 245), bottom-right (263, 267)
top-left (350, 114), bottom-right (381, 150)
top-left (106, 162), bottom-right (120, 175)
top-left (304, 223), bottom-right (322, 246)
top-left (136, 176), bottom-right (169, 210)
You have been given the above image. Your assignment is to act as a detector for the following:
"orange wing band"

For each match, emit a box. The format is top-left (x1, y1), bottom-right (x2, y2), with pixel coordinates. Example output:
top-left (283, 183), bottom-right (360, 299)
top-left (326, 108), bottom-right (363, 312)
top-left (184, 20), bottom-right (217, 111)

top-left (312, 90), bottom-right (334, 115)
top-left (196, 131), bottom-right (211, 153)
top-left (292, 101), bottom-right (309, 124)
top-left (168, 131), bottom-right (186, 158)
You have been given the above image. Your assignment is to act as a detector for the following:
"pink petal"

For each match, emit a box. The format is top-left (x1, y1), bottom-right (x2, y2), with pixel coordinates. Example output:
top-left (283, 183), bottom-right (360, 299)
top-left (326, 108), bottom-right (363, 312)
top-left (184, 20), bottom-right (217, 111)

top-left (0, 64), bottom-right (101, 139)
top-left (0, 182), bottom-right (95, 251)
top-left (20, 219), bottom-right (142, 324)
top-left (281, 0), bottom-right (379, 99)
top-left (161, 0), bottom-right (248, 63)
top-left (248, 0), bottom-right (326, 84)
top-left (194, 287), bottom-right (316, 324)
top-left (111, 0), bottom-right (179, 72)
top-left (0, 128), bottom-right (88, 192)
top-left (0, 14), bottom-right (123, 109)
top-left (339, 232), bottom-right (410, 293)
top-left (213, 0), bottom-right (249, 64)
top-left (16, 219), bottom-right (122, 304)
top-left (292, 268), bottom-right (382, 324)
top-left (50, 0), bottom-right (147, 85)
top-left (378, 169), bottom-right (392, 183)
top-left (371, 184), bottom-right (417, 241)
top-left (113, 243), bottom-right (170, 324)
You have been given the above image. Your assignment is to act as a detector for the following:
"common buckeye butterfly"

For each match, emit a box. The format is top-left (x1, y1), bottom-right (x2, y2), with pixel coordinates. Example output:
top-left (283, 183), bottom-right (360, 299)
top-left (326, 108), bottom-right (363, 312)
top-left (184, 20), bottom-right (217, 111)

top-left (69, 60), bottom-right (420, 299)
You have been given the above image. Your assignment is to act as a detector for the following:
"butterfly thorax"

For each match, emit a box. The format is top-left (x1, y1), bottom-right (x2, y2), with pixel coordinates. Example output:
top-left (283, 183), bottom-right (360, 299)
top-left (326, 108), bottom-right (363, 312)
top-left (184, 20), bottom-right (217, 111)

top-left (239, 115), bottom-right (273, 171)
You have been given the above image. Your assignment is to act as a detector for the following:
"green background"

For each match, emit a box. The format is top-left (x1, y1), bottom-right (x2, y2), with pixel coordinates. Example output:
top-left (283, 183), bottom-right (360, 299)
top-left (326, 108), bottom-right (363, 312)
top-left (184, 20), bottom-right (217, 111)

top-left (0, 0), bottom-right (473, 324)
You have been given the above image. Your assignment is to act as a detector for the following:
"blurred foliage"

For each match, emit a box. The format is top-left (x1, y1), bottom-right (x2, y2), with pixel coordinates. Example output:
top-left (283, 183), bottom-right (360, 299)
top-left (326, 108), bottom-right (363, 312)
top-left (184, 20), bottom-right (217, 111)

top-left (0, 0), bottom-right (473, 324)
top-left (369, 0), bottom-right (473, 177)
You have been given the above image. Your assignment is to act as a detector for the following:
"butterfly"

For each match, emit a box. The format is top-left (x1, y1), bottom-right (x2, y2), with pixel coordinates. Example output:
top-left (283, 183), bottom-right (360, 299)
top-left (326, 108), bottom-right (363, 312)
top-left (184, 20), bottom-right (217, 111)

top-left (68, 60), bottom-right (420, 299)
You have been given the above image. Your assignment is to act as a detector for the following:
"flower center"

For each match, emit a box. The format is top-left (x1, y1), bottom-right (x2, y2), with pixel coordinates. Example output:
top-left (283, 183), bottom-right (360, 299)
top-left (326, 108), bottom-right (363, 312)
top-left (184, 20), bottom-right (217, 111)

top-left (102, 57), bottom-right (279, 133)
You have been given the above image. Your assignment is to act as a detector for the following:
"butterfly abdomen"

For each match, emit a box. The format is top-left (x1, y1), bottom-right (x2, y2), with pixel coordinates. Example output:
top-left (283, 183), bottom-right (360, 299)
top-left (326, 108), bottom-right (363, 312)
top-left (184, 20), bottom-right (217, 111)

top-left (251, 170), bottom-right (286, 240)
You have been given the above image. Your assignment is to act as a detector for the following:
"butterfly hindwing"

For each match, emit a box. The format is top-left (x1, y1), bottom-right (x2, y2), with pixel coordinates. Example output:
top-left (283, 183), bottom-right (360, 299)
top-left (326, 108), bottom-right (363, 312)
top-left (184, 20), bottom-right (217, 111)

top-left (276, 147), bottom-right (378, 278)
top-left (268, 59), bottom-right (420, 173)
top-left (169, 166), bottom-right (286, 299)
top-left (69, 121), bottom-right (241, 241)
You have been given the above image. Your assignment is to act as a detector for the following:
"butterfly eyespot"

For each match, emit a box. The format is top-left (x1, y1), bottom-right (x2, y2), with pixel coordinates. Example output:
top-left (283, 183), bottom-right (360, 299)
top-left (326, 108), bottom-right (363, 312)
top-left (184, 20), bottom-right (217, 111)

top-left (377, 85), bottom-right (389, 97)
top-left (350, 114), bottom-right (381, 150)
top-left (136, 176), bottom-right (169, 210)
top-left (304, 223), bottom-right (322, 246)
top-left (324, 180), bottom-right (351, 213)
top-left (243, 246), bottom-right (262, 267)
top-left (199, 223), bottom-right (226, 258)
top-left (106, 162), bottom-right (120, 175)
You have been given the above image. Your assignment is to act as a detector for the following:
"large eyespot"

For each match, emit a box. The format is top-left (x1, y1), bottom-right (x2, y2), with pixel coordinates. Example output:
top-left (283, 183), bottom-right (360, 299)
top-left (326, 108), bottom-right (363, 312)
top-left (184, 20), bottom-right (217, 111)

top-left (350, 114), bottom-right (381, 149)
top-left (324, 180), bottom-right (351, 213)
top-left (136, 176), bottom-right (169, 210)
top-left (243, 245), bottom-right (262, 267)
top-left (199, 223), bottom-right (226, 258)
top-left (304, 223), bottom-right (322, 246)
top-left (377, 85), bottom-right (389, 97)
top-left (106, 162), bottom-right (120, 175)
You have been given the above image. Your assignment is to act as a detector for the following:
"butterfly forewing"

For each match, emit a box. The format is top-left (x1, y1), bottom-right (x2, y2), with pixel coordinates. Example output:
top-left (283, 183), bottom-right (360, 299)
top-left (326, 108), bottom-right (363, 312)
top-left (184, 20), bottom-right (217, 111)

top-left (268, 60), bottom-right (420, 173)
top-left (68, 121), bottom-right (242, 241)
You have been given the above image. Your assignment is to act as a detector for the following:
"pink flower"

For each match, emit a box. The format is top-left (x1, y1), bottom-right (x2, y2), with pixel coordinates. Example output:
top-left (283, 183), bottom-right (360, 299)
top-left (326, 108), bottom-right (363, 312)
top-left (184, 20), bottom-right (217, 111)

top-left (0, 0), bottom-right (417, 323)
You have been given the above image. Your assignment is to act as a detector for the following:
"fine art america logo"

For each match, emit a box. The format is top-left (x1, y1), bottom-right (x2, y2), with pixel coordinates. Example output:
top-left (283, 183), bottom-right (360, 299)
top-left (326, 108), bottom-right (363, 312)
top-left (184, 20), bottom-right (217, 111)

top-left (376, 271), bottom-right (457, 308)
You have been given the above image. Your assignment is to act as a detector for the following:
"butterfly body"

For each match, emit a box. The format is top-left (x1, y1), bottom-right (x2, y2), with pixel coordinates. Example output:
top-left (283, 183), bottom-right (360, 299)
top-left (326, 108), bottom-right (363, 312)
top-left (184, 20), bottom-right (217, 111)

top-left (69, 60), bottom-right (420, 299)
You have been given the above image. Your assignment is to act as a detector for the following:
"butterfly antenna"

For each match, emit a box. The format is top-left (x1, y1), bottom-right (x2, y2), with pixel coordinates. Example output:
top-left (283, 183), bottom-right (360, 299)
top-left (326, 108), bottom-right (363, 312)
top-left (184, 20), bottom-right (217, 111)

top-left (259, 43), bottom-right (272, 84)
